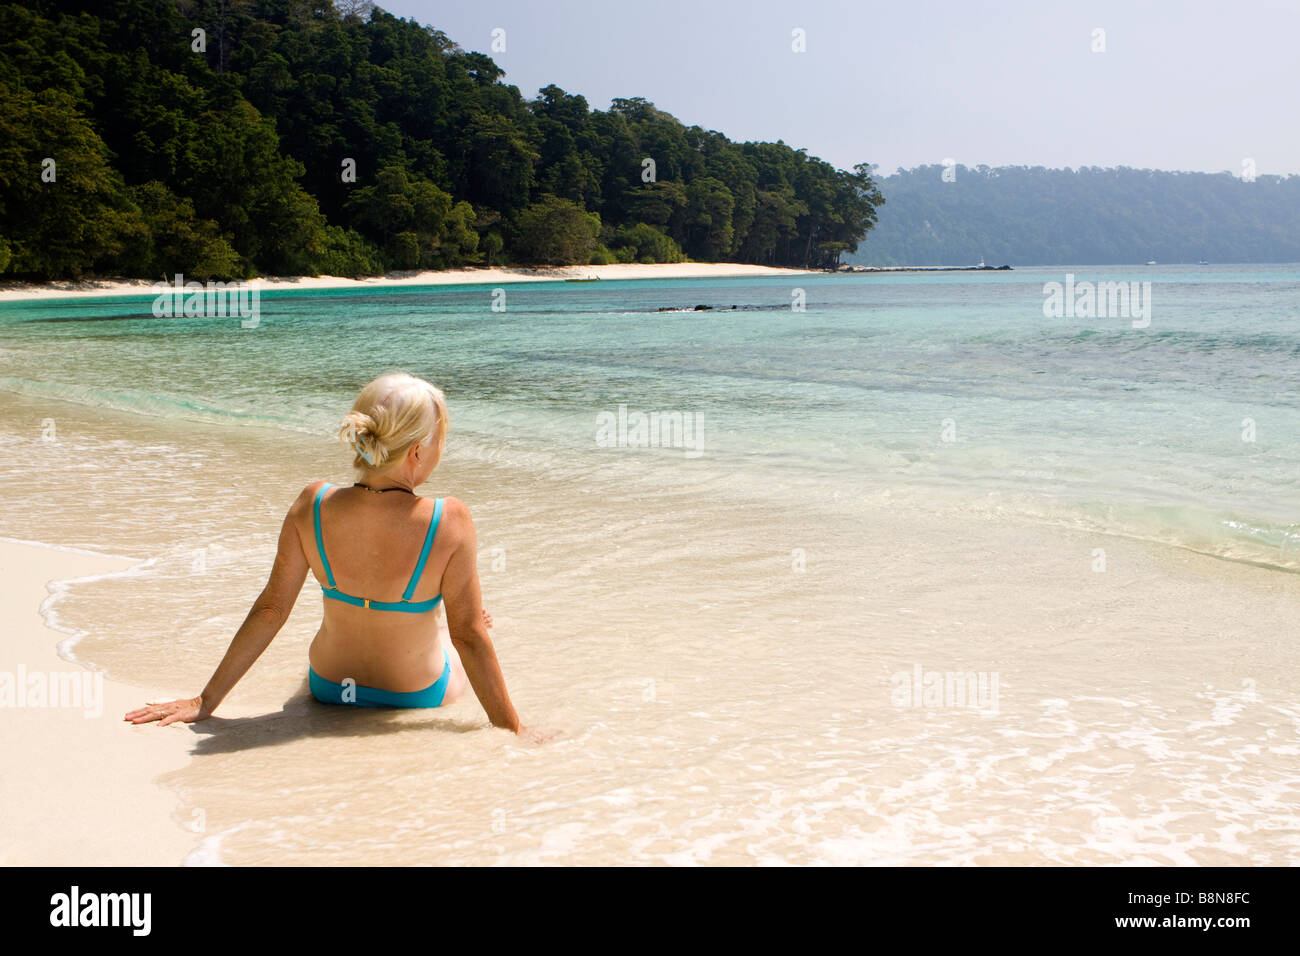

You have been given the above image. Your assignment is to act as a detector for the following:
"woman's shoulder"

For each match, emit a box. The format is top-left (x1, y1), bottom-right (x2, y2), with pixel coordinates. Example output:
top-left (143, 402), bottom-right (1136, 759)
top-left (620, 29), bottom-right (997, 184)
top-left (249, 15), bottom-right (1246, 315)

top-left (433, 494), bottom-right (470, 521)
top-left (429, 495), bottom-right (472, 536)
top-left (289, 480), bottom-right (333, 515)
top-left (300, 479), bottom-right (335, 500)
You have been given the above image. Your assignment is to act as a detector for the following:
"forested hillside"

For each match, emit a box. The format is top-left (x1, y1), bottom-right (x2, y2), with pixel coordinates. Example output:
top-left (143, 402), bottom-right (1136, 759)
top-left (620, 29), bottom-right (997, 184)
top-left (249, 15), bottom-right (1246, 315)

top-left (852, 164), bottom-right (1300, 266)
top-left (0, 0), bottom-right (883, 280)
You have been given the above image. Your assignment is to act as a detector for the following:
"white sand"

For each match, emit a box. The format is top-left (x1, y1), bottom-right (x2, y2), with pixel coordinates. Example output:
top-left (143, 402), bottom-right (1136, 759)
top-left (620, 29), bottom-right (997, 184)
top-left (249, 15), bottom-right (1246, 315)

top-left (0, 538), bottom-right (199, 865)
top-left (0, 262), bottom-right (819, 302)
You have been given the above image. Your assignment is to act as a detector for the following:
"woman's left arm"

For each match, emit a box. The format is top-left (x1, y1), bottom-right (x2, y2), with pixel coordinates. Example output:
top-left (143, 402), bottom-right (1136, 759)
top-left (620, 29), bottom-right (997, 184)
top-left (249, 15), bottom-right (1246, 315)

top-left (125, 491), bottom-right (311, 726)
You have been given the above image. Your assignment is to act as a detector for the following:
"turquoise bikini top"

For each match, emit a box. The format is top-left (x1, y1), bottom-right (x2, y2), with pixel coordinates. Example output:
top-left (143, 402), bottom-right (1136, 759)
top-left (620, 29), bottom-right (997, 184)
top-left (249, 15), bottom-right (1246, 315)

top-left (312, 482), bottom-right (444, 612)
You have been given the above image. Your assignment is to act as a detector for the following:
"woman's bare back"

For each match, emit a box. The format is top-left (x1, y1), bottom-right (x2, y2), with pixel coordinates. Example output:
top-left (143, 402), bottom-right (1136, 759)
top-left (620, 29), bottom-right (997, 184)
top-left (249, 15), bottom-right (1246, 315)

top-left (301, 481), bottom-right (456, 692)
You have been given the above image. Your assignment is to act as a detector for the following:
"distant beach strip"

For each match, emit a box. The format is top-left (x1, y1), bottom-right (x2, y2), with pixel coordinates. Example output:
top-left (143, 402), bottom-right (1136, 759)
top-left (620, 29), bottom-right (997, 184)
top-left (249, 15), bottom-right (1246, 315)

top-left (0, 262), bottom-right (818, 303)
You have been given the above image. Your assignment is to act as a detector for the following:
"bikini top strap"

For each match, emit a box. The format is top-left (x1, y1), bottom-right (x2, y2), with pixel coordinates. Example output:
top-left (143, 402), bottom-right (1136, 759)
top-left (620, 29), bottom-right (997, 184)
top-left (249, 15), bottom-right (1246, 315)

top-left (312, 482), bottom-right (337, 589)
top-left (402, 497), bottom-right (444, 601)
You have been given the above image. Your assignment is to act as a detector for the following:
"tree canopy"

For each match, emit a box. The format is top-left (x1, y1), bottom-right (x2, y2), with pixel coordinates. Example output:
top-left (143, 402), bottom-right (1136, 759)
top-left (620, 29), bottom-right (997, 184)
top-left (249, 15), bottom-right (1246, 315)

top-left (0, 0), bottom-right (883, 279)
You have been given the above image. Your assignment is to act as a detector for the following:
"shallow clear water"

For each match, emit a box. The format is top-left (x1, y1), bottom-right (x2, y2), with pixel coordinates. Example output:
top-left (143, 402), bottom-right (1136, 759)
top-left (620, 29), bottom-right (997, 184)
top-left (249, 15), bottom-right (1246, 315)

top-left (4, 265), bottom-right (1298, 569)
top-left (2, 266), bottom-right (1297, 864)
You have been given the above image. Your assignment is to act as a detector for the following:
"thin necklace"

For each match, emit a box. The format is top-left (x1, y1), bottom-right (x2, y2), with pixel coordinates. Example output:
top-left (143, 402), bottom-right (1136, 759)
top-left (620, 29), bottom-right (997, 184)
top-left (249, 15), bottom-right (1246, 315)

top-left (353, 482), bottom-right (414, 494)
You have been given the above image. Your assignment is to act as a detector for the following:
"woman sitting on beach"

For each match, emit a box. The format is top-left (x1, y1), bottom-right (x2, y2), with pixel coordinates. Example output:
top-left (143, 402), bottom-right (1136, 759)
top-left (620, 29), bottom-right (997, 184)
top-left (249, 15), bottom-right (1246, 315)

top-left (125, 372), bottom-right (525, 735)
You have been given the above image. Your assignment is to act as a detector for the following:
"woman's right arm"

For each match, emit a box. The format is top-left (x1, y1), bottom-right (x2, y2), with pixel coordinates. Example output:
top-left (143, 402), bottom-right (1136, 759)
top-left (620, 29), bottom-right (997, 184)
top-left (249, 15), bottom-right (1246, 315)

top-left (440, 497), bottom-right (521, 733)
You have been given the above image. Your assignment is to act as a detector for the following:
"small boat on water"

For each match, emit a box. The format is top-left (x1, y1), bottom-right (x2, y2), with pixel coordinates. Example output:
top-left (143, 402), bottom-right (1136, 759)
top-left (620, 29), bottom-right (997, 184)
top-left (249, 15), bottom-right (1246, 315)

top-left (1146, 260), bottom-right (1157, 265)
top-left (565, 276), bottom-right (600, 282)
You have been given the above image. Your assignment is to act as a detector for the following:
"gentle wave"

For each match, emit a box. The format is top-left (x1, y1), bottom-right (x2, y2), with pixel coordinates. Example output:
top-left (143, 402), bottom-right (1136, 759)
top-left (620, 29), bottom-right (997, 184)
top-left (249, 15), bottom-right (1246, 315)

top-left (0, 376), bottom-right (324, 434)
top-left (2, 269), bottom-right (1297, 579)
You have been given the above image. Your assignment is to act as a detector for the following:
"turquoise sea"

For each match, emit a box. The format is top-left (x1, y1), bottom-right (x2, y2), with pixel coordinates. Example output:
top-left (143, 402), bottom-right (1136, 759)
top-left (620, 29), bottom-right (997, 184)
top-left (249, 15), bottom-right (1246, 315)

top-left (2, 264), bottom-right (1297, 865)
top-left (3, 264), bottom-right (1298, 569)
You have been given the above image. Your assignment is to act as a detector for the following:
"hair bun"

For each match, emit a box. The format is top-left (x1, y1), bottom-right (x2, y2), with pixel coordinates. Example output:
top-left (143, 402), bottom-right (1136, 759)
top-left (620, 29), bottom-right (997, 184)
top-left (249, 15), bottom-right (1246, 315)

top-left (338, 410), bottom-right (389, 467)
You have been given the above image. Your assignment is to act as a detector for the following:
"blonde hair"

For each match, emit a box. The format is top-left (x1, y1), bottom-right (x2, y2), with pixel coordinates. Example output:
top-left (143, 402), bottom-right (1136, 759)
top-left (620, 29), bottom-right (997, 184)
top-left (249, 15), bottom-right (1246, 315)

top-left (338, 373), bottom-right (448, 472)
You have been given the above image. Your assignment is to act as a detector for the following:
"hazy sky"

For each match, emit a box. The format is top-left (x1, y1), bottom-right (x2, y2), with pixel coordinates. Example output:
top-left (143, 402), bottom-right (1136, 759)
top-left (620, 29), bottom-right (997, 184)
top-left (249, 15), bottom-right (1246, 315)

top-left (377, 0), bottom-right (1299, 177)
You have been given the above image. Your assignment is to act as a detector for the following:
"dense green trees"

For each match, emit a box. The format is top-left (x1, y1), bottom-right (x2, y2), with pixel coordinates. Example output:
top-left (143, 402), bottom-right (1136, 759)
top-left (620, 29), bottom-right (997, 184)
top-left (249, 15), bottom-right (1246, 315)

top-left (610, 223), bottom-right (684, 264)
top-left (0, 0), bottom-right (882, 279)
top-left (343, 166), bottom-right (476, 269)
top-left (514, 195), bottom-right (599, 266)
top-left (853, 164), bottom-right (1300, 266)
top-left (122, 181), bottom-right (242, 280)
top-left (0, 84), bottom-right (135, 277)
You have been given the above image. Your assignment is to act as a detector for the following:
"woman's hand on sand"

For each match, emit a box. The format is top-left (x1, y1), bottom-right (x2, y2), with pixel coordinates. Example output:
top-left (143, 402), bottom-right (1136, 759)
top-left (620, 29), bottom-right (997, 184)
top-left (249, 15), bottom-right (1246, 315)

top-left (517, 725), bottom-right (562, 745)
top-left (124, 696), bottom-right (208, 726)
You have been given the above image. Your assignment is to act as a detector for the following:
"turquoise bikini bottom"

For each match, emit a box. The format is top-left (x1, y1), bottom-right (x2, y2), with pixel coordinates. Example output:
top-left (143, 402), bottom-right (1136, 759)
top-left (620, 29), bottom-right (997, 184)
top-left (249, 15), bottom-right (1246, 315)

top-left (308, 649), bottom-right (451, 708)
